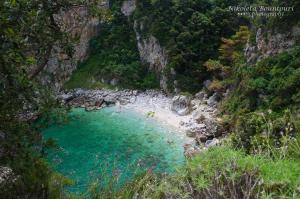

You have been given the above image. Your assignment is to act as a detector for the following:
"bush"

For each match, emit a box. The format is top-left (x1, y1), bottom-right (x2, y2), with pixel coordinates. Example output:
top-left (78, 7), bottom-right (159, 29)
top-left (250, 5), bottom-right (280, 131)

top-left (97, 146), bottom-right (300, 199)
top-left (65, 1), bottom-right (160, 90)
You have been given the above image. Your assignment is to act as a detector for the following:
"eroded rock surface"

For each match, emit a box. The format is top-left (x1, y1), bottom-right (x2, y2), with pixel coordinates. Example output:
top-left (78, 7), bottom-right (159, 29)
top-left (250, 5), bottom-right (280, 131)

top-left (39, 3), bottom-right (109, 90)
top-left (121, 0), bottom-right (136, 16)
top-left (245, 26), bottom-right (300, 63)
top-left (133, 21), bottom-right (169, 92)
top-left (171, 95), bottom-right (192, 116)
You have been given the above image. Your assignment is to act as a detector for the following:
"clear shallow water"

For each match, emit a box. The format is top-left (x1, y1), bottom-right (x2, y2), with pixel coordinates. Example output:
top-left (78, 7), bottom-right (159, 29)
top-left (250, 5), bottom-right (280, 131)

top-left (43, 107), bottom-right (187, 194)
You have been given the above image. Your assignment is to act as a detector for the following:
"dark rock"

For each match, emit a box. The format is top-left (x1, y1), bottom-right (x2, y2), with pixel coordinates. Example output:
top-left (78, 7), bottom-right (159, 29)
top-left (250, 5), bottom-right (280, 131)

top-left (207, 93), bottom-right (221, 107)
top-left (196, 134), bottom-right (207, 143)
top-left (95, 99), bottom-right (104, 107)
top-left (203, 80), bottom-right (212, 90)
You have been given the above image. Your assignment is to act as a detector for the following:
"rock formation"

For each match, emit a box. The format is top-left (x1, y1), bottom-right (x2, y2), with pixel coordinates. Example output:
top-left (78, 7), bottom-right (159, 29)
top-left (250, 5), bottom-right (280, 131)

top-left (245, 26), bottom-right (300, 63)
top-left (121, 0), bottom-right (136, 16)
top-left (38, 3), bottom-right (108, 90)
top-left (171, 95), bottom-right (192, 116)
top-left (133, 20), bottom-right (169, 92)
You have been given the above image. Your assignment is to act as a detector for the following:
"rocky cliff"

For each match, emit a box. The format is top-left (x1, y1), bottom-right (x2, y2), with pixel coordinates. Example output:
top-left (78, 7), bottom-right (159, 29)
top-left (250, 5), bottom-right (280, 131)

top-left (245, 26), bottom-right (300, 63)
top-left (133, 21), bottom-right (169, 91)
top-left (38, 4), bottom-right (107, 90)
top-left (121, 0), bottom-right (170, 92)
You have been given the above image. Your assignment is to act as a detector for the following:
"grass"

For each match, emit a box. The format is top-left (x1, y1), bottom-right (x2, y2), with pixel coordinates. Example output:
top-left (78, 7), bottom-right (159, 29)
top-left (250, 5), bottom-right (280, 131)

top-left (63, 57), bottom-right (115, 90)
top-left (87, 146), bottom-right (300, 199)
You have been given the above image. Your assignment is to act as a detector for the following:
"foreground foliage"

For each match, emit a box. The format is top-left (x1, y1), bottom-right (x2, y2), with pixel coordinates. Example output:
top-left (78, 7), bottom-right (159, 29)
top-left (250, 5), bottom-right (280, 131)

top-left (89, 146), bottom-right (300, 199)
top-left (0, 0), bottom-right (99, 198)
top-left (2, 0), bottom-right (300, 198)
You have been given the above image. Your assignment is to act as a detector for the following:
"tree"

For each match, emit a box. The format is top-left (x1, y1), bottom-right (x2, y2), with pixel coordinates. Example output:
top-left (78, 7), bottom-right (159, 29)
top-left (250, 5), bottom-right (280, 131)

top-left (0, 0), bottom-right (99, 198)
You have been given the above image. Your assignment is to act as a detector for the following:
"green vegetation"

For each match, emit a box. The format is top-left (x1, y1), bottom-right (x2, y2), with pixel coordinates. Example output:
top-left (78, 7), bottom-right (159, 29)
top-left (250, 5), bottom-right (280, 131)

top-left (203, 23), bottom-right (300, 154)
top-left (0, 0), bottom-right (98, 198)
top-left (2, 0), bottom-right (300, 198)
top-left (133, 0), bottom-right (247, 93)
top-left (89, 146), bottom-right (300, 198)
top-left (67, 0), bottom-right (249, 92)
top-left (84, 1), bottom-right (300, 198)
top-left (65, 0), bottom-right (160, 90)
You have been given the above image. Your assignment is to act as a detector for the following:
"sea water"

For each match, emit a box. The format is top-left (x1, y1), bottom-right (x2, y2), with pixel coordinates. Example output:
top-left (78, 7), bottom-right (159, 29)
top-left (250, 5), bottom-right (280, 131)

top-left (43, 107), bottom-right (187, 194)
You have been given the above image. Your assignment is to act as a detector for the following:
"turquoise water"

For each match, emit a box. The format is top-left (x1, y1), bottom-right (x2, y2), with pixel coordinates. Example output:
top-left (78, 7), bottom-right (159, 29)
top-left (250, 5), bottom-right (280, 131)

top-left (43, 107), bottom-right (187, 194)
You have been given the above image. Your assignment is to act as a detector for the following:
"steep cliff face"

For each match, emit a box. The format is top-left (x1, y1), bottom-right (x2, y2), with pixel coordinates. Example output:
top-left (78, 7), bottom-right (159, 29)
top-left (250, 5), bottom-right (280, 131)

top-left (133, 21), bottom-right (169, 91)
top-left (38, 5), bottom-right (105, 90)
top-left (121, 0), bottom-right (170, 92)
top-left (245, 26), bottom-right (300, 63)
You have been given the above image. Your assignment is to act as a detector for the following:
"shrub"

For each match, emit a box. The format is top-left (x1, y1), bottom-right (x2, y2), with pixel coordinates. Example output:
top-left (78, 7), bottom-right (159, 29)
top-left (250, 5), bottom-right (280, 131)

top-left (98, 147), bottom-right (300, 199)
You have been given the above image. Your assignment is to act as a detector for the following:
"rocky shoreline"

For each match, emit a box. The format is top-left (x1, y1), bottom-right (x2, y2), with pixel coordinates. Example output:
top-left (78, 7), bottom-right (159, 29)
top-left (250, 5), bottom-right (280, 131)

top-left (59, 88), bottom-right (226, 157)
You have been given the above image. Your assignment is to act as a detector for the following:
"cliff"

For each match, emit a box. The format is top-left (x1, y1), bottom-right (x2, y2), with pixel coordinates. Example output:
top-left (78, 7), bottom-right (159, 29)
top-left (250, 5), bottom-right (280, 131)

top-left (245, 26), bottom-right (300, 63)
top-left (38, 4), bottom-right (107, 90)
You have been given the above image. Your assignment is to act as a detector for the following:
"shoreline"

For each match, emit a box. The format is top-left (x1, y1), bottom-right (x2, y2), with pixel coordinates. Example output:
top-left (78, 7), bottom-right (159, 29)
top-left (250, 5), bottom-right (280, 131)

top-left (60, 88), bottom-right (222, 155)
top-left (119, 93), bottom-right (192, 132)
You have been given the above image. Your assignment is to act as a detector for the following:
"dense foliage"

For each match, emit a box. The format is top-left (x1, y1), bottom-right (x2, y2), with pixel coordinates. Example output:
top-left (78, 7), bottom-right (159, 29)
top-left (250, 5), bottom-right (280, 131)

top-left (67, 0), bottom-right (249, 92)
top-left (205, 27), bottom-right (300, 153)
top-left (65, 0), bottom-right (160, 90)
top-left (85, 1), bottom-right (300, 198)
top-left (2, 0), bottom-right (300, 198)
top-left (133, 0), bottom-right (248, 92)
top-left (0, 0), bottom-right (98, 198)
top-left (90, 146), bottom-right (300, 198)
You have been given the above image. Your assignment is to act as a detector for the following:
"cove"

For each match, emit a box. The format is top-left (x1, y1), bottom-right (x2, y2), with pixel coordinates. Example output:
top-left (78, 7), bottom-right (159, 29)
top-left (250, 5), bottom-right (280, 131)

top-left (43, 107), bottom-right (188, 194)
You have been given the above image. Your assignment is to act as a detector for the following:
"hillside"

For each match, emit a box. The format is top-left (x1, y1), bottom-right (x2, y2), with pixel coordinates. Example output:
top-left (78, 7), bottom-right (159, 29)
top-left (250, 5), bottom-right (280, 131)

top-left (1, 0), bottom-right (300, 198)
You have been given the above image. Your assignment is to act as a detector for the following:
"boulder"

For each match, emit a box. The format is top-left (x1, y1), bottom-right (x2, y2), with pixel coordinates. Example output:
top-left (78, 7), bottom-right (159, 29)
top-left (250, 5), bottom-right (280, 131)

top-left (129, 96), bottom-right (136, 103)
top-left (94, 99), bottom-right (104, 107)
top-left (119, 98), bottom-right (130, 105)
top-left (203, 80), bottom-right (212, 90)
top-left (207, 92), bottom-right (221, 107)
top-left (190, 99), bottom-right (201, 110)
top-left (85, 106), bottom-right (97, 112)
top-left (196, 134), bottom-right (208, 144)
top-left (205, 138), bottom-right (220, 148)
top-left (194, 91), bottom-right (206, 100)
top-left (110, 78), bottom-right (119, 86)
top-left (203, 118), bottom-right (219, 137)
top-left (185, 123), bottom-right (206, 138)
top-left (104, 94), bottom-right (118, 105)
top-left (186, 130), bottom-right (196, 138)
top-left (171, 95), bottom-right (192, 116)
top-left (183, 144), bottom-right (201, 158)
top-left (193, 111), bottom-right (206, 124)
top-left (60, 93), bottom-right (74, 102)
